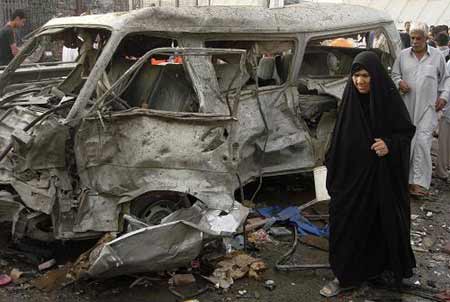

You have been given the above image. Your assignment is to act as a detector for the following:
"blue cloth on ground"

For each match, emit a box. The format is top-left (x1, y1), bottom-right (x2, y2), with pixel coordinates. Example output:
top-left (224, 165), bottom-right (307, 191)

top-left (257, 206), bottom-right (329, 238)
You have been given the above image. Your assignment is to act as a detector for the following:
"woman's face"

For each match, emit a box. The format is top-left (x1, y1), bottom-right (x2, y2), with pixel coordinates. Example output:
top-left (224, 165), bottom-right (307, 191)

top-left (352, 69), bottom-right (371, 94)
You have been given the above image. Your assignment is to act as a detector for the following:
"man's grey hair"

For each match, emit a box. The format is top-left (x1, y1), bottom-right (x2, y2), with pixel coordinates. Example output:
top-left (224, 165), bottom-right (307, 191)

top-left (410, 22), bottom-right (429, 37)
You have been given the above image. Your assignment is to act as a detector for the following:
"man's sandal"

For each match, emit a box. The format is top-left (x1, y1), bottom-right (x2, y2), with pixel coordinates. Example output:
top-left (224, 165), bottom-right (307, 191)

top-left (409, 185), bottom-right (430, 198)
top-left (319, 279), bottom-right (355, 298)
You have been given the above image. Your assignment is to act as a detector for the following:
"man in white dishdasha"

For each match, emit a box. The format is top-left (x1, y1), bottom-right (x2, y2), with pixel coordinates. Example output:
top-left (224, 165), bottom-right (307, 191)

top-left (392, 22), bottom-right (450, 197)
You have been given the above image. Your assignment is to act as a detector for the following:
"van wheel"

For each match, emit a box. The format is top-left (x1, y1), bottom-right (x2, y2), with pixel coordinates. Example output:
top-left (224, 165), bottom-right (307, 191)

top-left (130, 192), bottom-right (191, 226)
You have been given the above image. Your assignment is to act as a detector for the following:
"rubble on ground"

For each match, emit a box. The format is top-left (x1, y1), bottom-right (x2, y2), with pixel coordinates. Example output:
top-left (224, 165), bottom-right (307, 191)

top-left (0, 176), bottom-right (449, 302)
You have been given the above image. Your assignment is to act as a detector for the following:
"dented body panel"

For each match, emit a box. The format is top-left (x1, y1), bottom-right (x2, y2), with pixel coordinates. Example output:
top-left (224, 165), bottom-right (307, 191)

top-left (76, 111), bottom-right (238, 211)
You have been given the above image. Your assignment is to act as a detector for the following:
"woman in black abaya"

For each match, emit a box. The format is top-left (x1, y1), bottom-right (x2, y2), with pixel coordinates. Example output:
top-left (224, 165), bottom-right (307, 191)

top-left (320, 51), bottom-right (416, 297)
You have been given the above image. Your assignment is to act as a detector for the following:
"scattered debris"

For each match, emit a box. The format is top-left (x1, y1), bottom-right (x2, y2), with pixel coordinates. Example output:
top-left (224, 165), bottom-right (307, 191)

top-left (169, 274), bottom-right (196, 286)
top-left (129, 276), bottom-right (155, 289)
top-left (0, 274), bottom-right (12, 286)
top-left (299, 235), bottom-right (329, 252)
top-left (168, 284), bottom-right (209, 300)
top-left (268, 226), bottom-right (292, 237)
top-left (9, 268), bottom-right (23, 282)
top-left (70, 202), bottom-right (248, 278)
top-left (38, 259), bottom-right (56, 271)
top-left (205, 252), bottom-right (266, 289)
top-left (435, 289), bottom-right (450, 301)
top-left (67, 233), bottom-right (115, 281)
top-left (32, 264), bottom-right (72, 292)
top-left (258, 207), bottom-right (329, 237)
top-left (427, 280), bottom-right (437, 288)
top-left (248, 260), bottom-right (267, 280)
top-left (228, 235), bottom-right (245, 250)
top-left (264, 279), bottom-right (276, 291)
top-left (245, 217), bottom-right (270, 233)
top-left (443, 242), bottom-right (450, 255)
top-left (248, 229), bottom-right (272, 245)
top-left (423, 237), bottom-right (436, 250)
top-left (275, 227), bottom-right (330, 271)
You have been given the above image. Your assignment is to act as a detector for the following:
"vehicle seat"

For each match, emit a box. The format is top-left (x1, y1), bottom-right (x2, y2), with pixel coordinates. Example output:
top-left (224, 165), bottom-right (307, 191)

top-left (275, 53), bottom-right (293, 82)
top-left (121, 61), bottom-right (164, 108)
top-left (146, 64), bottom-right (198, 112)
top-left (256, 56), bottom-right (281, 86)
top-left (215, 63), bottom-right (250, 92)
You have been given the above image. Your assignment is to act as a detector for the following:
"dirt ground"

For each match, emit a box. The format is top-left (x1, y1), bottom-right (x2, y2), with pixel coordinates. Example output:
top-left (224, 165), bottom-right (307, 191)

top-left (0, 176), bottom-right (449, 302)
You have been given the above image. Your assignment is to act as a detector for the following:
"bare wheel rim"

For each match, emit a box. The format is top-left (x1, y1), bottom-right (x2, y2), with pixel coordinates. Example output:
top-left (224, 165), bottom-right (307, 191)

top-left (140, 200), bottom-right (175, 225)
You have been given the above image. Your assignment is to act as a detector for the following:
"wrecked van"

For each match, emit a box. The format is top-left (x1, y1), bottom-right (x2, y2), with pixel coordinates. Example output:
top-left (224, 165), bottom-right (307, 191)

top-left (0, 3), bottom-right (401, 248)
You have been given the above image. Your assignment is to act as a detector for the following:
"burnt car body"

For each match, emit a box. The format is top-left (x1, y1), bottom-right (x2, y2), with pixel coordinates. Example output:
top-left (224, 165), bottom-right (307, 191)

top-left (0, 3), bottom-right (401, 246)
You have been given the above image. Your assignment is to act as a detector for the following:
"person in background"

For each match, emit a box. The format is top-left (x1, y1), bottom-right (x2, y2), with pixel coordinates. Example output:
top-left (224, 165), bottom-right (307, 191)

top-left (392, 22), bottom-right (450, 197)
top-left (448, 28), bottom-right (450, 46)
top-left (321, 51), bottom-right (416, 298)
top-left (435, 32), bottom-right (450, 181)
top-left (400, 32), bottom-right (411, 49)
top-left (428, 35), bottom-right (437, 47)
top-left (0, 9), bottom-right (26, 66)
top-left (400, 21), bottom-right (412, 49)
top-left (405, 21), bottom-right (411, 34)
top-left (433, 25), bottom-right (449, 37)
top-left (436, 32), bottom-right (450, 60)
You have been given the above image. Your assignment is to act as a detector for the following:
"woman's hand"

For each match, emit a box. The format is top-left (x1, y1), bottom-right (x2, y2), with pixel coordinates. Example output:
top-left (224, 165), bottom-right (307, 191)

top-left (371, 138), bottom-right (389, 157)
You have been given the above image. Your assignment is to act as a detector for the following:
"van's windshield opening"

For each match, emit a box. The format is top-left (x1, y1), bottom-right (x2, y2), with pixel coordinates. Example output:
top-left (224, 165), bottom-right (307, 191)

top-left (0, 27), bottom-right (111, 98)
top-left (0, 27), bottom-right (112, 119)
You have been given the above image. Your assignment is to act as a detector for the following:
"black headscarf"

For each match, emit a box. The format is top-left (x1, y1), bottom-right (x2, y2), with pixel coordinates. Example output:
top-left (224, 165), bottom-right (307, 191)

top-left (325, 51), bottom-right (416, 287)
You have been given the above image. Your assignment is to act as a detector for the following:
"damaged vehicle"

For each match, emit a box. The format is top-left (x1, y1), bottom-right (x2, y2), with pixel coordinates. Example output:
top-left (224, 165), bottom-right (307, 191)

top-left (0, 3), bottom-right (401, 277)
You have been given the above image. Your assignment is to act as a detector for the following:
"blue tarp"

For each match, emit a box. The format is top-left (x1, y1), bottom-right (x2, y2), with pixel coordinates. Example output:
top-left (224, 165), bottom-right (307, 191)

top-left (257, 206), bottom-right (329, 238)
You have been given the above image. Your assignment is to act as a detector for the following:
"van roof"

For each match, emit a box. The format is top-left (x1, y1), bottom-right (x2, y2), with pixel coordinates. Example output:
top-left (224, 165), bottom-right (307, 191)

top-left (43, 2), bottom-right (393, 34)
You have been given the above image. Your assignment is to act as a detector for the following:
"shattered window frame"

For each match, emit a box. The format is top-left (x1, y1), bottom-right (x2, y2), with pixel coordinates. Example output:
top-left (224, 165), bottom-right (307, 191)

top-left (0, 26), bottom-right (113, 97)
top-left (299, 27), bottom-right (396, 80)
top-left (90, 43), bottom-right (247, 116)
top-left (204, 37), bottom-right (298, 91)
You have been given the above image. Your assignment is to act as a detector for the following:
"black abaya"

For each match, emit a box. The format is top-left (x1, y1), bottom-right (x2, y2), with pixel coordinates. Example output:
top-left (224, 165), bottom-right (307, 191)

top-left (325, 51), bottom-right (416, 287)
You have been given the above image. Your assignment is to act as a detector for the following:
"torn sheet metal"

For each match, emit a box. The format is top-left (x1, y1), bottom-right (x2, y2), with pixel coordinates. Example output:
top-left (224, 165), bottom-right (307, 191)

top-left (11, 179), bottom-right (53, 215)
top-left (0, 106), bottom-right (39, 184)
top-left (0, 191), bottom-right (23, 223)
top-left (86, 202), bottom-right (248, 278)
top-left (301, 77), bottom-right (347, 100)
top-left (73, 192), bottom-right (120, 233)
